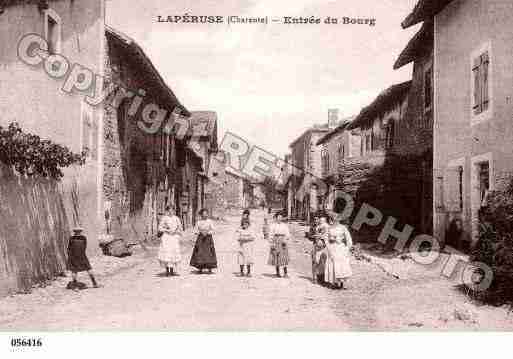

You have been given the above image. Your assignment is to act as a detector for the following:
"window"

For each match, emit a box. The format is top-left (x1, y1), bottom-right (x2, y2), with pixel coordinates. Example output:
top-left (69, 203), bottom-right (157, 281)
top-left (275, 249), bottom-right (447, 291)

top-left (337, 143), bottom-right (344, 161)
top-left (321, 149), bottom-right (329, 175)
top-left (470, 153), bottom-right (493, 238)
top-left (472, 52), bottom-right (489, 115)
top-left (44, 9), bottom-right (62, 54)
top-left (371, 128), bottom-right (377, 151)
top-left (471, 42), bottom-right (492, 123)
top-left (365, 133), bottom-right (372, 153)
top-left (424, 65), bottom-right (433, 114)
top-left (435, 176), bottom-right (444, 210)
top-left (478, 162), bottom-right (490, 208)
top-left (444, 159), bottom-right (465, 213)
top-left (385, 121), bottom-right (395, 149)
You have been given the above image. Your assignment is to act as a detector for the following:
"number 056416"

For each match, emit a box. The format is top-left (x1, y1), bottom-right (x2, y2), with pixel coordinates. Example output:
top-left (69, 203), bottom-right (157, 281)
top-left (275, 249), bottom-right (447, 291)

top-left (10, 338), bottom-right (42, 347)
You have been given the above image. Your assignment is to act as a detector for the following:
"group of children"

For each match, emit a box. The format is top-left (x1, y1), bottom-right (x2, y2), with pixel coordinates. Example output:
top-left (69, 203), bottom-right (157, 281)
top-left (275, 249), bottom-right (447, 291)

top-left (64, 207), bottom-right (293, 291)
top-left (235, 209), bottom-right (291, 278)
top-left (307, 213), bottom-right (353, 289)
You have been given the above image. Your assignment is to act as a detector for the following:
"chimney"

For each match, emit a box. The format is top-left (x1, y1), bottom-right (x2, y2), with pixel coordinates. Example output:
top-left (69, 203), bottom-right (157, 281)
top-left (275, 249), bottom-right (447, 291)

top-left (328, 109), bottom-right (339, 129)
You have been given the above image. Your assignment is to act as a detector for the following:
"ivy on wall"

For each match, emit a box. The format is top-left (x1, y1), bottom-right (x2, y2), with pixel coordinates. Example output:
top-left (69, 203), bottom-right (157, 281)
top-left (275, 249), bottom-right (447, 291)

top-left (0, 123), bottom-right (86, 180)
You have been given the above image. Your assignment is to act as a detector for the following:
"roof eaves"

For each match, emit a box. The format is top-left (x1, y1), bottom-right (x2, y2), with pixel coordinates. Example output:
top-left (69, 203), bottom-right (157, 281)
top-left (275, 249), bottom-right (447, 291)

top-left (347, 81), bottom-right (412, 130)
top-left (105, 26), bottom-right (190, 116)
top-left (316, 121), bottom-right (351, 146)
top-left (401, 0), bottom-right (454, 29)
top-left (393, 21), bottom-right (433, 70)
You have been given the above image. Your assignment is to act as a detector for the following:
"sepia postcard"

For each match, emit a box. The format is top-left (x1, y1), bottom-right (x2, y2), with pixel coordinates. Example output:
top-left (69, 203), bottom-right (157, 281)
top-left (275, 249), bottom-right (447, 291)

top-left (1, 0), bottom-right (513, 355)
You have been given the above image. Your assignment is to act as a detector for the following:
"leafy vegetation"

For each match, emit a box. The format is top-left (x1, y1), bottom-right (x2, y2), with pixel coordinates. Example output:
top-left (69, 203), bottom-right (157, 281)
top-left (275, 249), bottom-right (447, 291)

top-left (471, 177), bottom-right (513, 304)
top-left (0, 122), bottom-right (86, 180)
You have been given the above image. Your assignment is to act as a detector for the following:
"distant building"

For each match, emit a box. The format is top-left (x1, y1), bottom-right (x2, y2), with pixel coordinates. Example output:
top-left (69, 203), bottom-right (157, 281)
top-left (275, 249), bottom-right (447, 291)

top-left (178, 111), bottom-right (218, 228)
top-left (316, 116), bottom-right (360, 212)
top-left (287, 123), bottom-right (331, 221)
top-left (205, 154), bottom-right (254, 218)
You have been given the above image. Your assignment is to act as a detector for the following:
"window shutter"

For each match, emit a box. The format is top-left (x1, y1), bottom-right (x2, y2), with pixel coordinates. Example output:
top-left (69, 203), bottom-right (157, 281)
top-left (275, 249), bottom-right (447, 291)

top-left (473, 56), bottom-right (482, 114)
top-left (481, 52), bottom-right (490, 111)
top-left (444, 167), bottom-right (462, 212)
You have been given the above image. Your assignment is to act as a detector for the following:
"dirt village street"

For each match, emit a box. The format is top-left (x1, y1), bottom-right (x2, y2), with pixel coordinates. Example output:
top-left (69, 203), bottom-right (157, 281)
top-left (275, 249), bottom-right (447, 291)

top-left (1, 210), bottom-right (513, 331)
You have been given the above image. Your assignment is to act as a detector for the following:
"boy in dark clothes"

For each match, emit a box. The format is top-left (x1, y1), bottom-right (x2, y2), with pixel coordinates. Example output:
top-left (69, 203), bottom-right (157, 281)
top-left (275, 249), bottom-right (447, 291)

top-left (67, 227), bottom-right (99, 290)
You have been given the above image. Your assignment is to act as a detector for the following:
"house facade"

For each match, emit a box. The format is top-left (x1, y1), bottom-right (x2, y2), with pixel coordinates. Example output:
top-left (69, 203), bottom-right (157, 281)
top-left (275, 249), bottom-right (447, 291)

top-left (393, 20), bottom-right (435, 234)
top-left (0, 0), bottom-right (106, 246)
top-left (316, 116), bottom-right (360, 212)
top-left (0, 2), bottom-right (196, 295)
top-left (204, 155), bottom-right (255, 218)
top-left (0, 0), bottom-right (105, 294)
top-left (288, 124), bottom-right (330, 221)
top-left (402, 0), bottom-right (513, 243)
top-left (177, 111), bottom-right (218, 228)
top-left (342, 82), bottom-right (424, 232)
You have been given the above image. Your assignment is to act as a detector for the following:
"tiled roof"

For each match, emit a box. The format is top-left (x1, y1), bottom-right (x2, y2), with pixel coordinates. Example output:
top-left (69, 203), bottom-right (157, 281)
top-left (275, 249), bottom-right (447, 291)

top-left (348, 81), bottom-right (412, 130)
top-left (106, 26), bottom-right (189, 116)
top-left (401, 0), bottom-right (454, 28)
top-left (289, 124), bottom-right (330, 149)
top-left (394, 21), bottom-right (433, 70)
top-left (316, 117), bottom-right (355, 146)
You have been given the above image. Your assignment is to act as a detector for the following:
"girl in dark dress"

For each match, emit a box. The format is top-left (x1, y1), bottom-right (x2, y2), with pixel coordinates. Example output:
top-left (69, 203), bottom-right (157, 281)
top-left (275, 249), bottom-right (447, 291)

top-left (67, 227), bottom-right (99, 289)
top-left (190, 209), bottom-right (218, 274)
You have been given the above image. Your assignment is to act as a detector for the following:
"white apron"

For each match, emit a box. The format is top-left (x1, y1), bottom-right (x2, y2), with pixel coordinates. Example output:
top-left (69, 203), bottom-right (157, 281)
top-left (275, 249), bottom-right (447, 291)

top-left (324, 225), bottom-right (353, 283)
top-left (158, 215), bottom-right (182, 267)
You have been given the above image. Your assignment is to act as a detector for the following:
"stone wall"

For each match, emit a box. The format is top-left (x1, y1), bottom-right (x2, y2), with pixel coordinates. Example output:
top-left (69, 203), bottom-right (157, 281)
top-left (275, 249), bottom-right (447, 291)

top-left (337, 152), bottom-right (430, 242)
top-left (204, 169), bottom-right (244, 219)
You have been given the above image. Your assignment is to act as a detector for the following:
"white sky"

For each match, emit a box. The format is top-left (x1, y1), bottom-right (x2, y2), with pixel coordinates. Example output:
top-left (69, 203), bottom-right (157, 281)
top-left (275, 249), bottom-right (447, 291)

top-left (106, 0), bottom-right (420, 157)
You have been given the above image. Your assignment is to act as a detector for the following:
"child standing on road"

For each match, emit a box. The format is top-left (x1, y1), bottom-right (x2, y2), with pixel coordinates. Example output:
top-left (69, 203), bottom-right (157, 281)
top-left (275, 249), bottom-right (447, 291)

top-left (268, 212), bottom-right (291, 278)
top-left (262, 217), bottom-right (270, 240)
top-left (241, 209), bottom-right (251, 226)
top-left (236, 219), bottom-right (255, 277)
top-left (67, 227), bottom-right (99, 290)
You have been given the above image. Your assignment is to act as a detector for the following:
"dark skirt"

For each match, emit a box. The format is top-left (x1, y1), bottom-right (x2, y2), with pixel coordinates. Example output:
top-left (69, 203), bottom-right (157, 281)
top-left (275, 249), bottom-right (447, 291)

top-left (190, 233), bottom-right (218, 269)
top-left (67, 238), bottom-right (92, 272)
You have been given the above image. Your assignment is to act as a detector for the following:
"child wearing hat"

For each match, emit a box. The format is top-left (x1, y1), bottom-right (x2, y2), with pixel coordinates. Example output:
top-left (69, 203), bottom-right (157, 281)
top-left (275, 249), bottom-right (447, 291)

top-left (67, 227), bottom-right (99, 290)
top-left (236, 219), bottom-right (255, 277)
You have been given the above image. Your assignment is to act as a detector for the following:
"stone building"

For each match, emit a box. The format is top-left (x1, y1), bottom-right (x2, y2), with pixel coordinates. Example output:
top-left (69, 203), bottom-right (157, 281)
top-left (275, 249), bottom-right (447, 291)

top-left (177, 111), bottom-right (218, 227)
top-left (104, 26), bottom-right (198, 237)
top-left (402, 0), bottom-right (513, 243)
top-left (316, 116), bottom-right (360, 212)
top-left (0, 1), bottom-right (194, 295)
top-left (393, 20), bottom-right (434, 235)
top-left (287, 124), bottom-right (331, 222)
top-left (205, 160), bottom-right (253, 218)
top-left (342, 81), bottom-right (422, 233)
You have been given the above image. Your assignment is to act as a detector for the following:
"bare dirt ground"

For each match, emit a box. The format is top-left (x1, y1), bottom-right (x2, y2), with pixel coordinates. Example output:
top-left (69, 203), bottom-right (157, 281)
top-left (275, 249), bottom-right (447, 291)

top-left (1, 210), bottom-right (513, 331)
